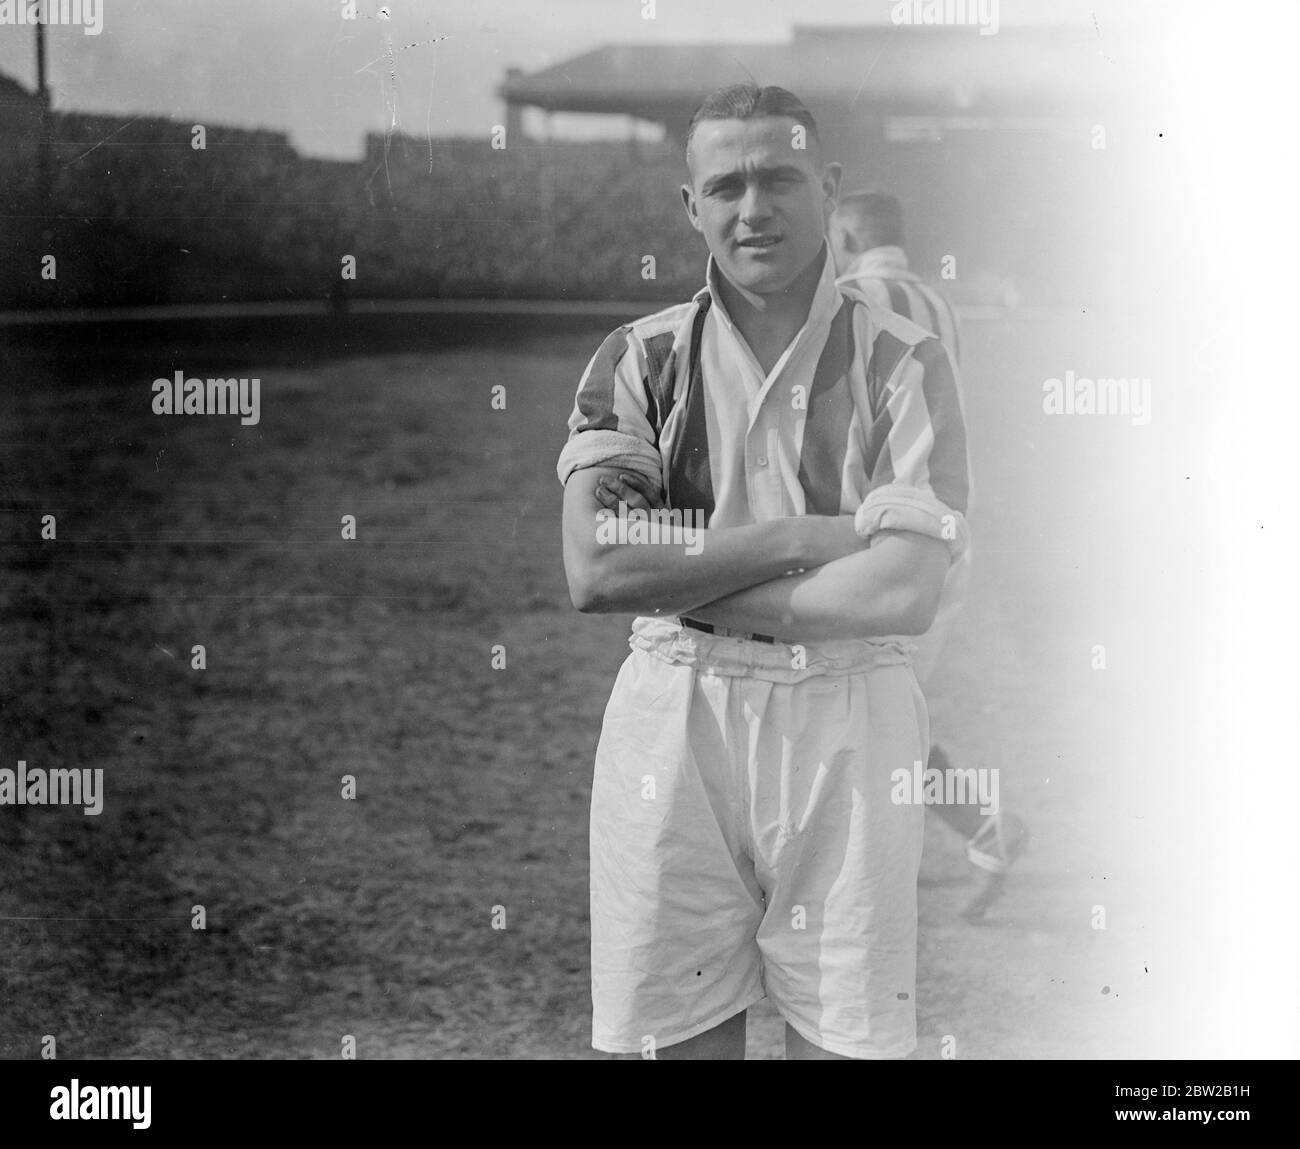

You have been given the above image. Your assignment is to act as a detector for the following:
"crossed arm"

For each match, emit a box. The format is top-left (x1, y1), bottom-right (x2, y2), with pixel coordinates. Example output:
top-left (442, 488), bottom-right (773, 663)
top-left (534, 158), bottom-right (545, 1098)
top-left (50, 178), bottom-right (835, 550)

top-left (561, 467), bottom-right (949, 642)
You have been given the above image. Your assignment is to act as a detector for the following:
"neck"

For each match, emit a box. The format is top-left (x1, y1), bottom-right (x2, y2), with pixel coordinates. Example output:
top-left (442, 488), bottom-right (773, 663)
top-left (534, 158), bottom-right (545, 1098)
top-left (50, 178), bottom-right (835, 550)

top-left (715, 247), bottom-right (825, 343)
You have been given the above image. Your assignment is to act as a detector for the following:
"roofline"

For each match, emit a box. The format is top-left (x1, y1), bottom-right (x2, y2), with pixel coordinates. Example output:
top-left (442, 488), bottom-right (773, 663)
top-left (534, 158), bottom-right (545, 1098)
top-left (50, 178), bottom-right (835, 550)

top-left (497, 26), bottom-right (1114, 117)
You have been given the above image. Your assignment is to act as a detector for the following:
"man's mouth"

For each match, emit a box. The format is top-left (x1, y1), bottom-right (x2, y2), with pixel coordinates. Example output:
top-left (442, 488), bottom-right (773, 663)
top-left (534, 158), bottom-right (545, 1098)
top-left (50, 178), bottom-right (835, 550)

top-left (736, 235), bottom-right (782, 249)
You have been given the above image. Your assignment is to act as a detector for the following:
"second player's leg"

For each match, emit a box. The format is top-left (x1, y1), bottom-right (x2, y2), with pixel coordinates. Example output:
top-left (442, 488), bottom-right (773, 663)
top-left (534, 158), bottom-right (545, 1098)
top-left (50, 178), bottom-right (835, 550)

top-left (927, 743), bottom-right (985, 839)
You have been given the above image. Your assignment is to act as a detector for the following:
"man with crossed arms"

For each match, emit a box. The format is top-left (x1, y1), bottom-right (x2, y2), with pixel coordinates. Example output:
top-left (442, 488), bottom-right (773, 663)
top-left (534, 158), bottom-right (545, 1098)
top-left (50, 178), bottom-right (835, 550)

top-left (558, 84), bottom-right (969, 1060)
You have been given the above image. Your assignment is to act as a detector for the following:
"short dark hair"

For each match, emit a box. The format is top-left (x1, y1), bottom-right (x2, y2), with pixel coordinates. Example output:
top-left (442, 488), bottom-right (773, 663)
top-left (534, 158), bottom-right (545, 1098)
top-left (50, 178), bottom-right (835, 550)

top-left (685, 83), bottom-right (820, 157)
top-left (835, 190), bottom-right (906, 249)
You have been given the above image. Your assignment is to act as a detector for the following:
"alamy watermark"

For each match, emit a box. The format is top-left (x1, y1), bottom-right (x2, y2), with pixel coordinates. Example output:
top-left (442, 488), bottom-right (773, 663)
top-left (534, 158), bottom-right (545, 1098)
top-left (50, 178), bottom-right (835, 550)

top-left (891, 758), bottom-right (999, 815)
top-left (890, 0), bottom-right (998, 36)
top-left (152, 372), bottom-right (261, 425)
top-left (1042, 371), bottom-right (1152, 425)
top-left (50, 1080), bottom-right (150, 1129)
top-left (595, 501), bottom-right (706, 555)
top-left (0, 760), bottom-right (104, 816)
top-left (0, 0), bottom-right (103, 36)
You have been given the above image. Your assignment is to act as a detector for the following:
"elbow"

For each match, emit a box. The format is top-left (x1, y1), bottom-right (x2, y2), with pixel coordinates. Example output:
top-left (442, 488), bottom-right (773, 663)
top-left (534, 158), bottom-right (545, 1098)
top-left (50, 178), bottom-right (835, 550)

top-left (566, 558), bottom-right (618, 614)
top-left (564, 540), bottom-right (604, 613)
top-left (568, 572), bottom-right (604, 614)
top-left (571, 584), bottom-right (611, 615)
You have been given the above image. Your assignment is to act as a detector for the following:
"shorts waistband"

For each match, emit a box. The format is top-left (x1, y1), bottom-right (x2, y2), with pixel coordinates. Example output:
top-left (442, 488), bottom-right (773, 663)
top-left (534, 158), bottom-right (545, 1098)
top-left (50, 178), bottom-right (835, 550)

top-left (630, 615), bottom-right (915, 681)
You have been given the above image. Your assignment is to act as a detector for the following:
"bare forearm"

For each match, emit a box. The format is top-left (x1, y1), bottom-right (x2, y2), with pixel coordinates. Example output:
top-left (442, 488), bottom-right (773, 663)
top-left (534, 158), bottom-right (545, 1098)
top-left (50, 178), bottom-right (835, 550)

top-left (687, 532), bottom-right (950, 642)
top-left (571, 519), bottom-right (807, 617)
top-left (563, 470), bottom-right (870, 617)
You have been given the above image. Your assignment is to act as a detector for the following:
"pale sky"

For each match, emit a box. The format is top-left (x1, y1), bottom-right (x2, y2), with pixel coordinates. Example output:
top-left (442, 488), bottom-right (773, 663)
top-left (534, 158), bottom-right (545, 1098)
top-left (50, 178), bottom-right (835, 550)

top-left (0, 0), bottom-right (1157, 158)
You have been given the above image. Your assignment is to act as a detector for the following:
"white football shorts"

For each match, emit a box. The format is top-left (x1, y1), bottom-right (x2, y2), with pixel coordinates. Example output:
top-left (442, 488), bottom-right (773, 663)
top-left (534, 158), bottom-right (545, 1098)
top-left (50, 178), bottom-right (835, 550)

top-left (589, 615), bottom-right (929, 1059)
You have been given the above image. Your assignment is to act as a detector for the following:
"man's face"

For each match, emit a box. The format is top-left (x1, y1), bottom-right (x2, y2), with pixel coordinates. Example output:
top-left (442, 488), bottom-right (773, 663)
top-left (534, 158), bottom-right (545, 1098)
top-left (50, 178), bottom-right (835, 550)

top-left (682, 116), bottom-right (840, 297)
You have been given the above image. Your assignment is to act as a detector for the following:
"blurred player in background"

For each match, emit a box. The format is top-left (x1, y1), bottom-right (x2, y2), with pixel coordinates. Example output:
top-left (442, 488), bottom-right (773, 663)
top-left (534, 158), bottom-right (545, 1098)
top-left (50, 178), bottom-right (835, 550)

top-left (830, 190), bottom-right (1030, 920)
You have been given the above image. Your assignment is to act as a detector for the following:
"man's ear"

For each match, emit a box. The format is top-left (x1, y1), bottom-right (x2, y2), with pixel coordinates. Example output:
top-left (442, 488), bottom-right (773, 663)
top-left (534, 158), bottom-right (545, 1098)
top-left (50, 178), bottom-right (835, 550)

top-left (681, 183), bottom-right (704, 234)
top-left (821, 162), bottom-right (843, 211)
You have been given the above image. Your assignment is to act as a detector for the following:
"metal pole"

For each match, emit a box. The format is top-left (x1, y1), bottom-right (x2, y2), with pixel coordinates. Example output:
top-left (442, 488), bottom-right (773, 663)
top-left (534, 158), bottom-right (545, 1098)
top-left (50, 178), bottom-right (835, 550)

top-left (35, 10), bottom-right (48, 104)
top-left (35, 2), bottom-right (52, 209)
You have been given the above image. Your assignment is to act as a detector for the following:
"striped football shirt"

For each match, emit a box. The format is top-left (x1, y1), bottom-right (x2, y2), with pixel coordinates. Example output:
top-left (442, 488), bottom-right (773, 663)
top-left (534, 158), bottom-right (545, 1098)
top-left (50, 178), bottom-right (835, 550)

top-left (556, 246), bottom-right (970, 565)
top-left (836, 245), bottom-right (961, 370)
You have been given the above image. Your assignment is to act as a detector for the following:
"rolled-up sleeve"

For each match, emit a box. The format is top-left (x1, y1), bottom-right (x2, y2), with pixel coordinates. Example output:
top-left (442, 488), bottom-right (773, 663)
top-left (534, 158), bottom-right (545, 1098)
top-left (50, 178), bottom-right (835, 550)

top-left (556, 325), bottom-right (663, 488)
top-left (855, 336), bottom-right (971, 558)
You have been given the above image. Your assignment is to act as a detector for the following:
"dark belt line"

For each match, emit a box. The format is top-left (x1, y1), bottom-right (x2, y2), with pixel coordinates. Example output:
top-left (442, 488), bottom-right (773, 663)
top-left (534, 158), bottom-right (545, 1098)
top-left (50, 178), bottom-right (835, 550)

top-left (680, 616), bottom-right (777, 644)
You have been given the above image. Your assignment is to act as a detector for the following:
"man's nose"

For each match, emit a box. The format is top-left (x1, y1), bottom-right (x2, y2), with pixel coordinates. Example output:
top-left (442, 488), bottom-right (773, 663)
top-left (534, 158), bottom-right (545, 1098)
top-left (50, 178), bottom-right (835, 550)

top-left (738, 183), bottom-right (773, 225)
